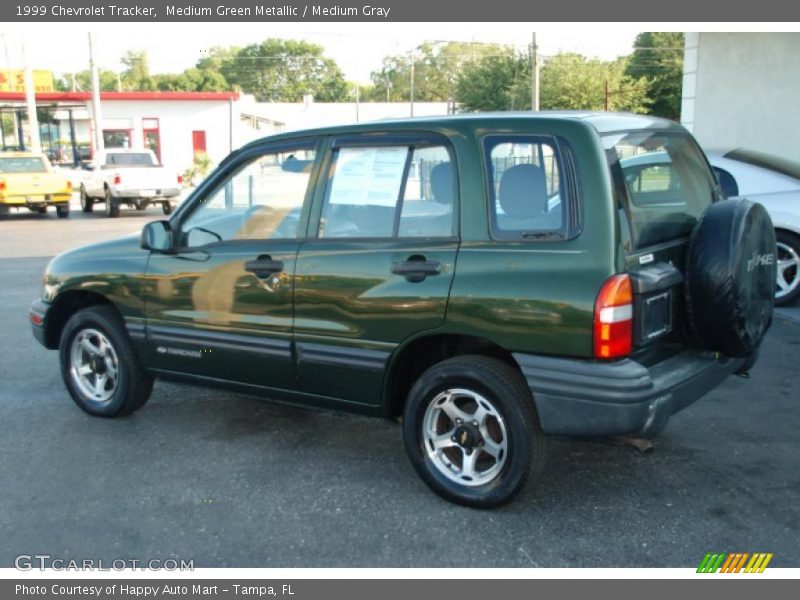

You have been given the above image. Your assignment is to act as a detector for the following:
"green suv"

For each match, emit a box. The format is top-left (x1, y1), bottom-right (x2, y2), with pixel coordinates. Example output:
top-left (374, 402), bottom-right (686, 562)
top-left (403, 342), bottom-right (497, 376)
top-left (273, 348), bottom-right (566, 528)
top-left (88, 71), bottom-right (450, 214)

top-left (30, 113), bottom-right (776, 507)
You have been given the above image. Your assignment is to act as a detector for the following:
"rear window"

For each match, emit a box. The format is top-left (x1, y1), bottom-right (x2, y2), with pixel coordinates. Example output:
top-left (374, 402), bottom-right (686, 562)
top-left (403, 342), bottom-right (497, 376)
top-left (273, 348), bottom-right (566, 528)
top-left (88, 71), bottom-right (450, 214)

top-left (104, 152), bottom-right (156, 167)
top-left (0, 157), bottom-right (48, 173)
top-left (605, 131), bottom-right (715, 249)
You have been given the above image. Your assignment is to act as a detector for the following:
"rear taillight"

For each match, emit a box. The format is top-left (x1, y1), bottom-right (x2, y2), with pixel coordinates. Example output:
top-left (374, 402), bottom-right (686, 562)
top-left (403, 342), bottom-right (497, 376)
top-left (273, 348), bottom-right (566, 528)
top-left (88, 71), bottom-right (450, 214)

top-left (66, 181), bottom-right (72, 191)
top-left (593, 274), bottom-right (633, 359)
top-left (113, 175), bottom-right (122, 185)
top-left (177, 174), bottom-right (183, 185)
top-left (0, 180), bottom-right (6, 191)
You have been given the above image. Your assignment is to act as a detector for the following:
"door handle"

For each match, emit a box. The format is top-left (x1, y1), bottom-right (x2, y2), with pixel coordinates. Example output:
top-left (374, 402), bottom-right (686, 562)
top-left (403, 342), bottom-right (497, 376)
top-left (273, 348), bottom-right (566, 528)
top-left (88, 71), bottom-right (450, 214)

top-left (245, 255), bottom-right (284, 279)
top-left (391, 258), bottom-right (442, 282)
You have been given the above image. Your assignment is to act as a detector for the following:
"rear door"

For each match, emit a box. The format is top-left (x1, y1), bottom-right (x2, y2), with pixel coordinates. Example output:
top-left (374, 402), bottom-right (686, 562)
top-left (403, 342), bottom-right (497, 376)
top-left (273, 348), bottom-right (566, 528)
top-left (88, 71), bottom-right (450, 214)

top-left (293, 132), bottom-right (459, 407)
top-left (606, 130), bottom-right (718, 356)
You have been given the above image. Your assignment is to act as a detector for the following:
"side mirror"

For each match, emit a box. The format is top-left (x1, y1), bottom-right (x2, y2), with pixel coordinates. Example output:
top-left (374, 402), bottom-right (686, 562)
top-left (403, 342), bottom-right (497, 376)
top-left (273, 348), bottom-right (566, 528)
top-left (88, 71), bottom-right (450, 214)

top-left (140, 220), bottom-right (173, 253)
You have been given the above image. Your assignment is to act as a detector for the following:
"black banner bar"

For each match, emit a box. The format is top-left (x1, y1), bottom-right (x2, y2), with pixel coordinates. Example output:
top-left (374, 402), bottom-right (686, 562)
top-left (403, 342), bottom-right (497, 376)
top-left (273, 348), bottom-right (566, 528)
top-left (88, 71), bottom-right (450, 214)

top-left (2, 0), bottom-right (800, 22)
top-left (3, 579), bottom-right (798, 600)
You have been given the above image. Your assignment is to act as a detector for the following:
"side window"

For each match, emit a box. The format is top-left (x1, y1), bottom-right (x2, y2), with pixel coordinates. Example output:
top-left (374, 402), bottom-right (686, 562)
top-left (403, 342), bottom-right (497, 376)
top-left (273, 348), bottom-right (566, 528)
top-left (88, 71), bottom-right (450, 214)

top-left (181, 145), bottom-right (316, 247)
top-left (485, 137), bottom-right (565, 237)
top-left (319, 143), bottom-right (455, 239)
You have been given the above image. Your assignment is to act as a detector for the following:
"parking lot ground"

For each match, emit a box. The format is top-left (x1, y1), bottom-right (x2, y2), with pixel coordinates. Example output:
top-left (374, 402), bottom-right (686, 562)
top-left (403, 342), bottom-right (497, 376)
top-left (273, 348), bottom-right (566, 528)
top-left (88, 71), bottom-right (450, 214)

top-left (0, 210), bottom-right (798, 567)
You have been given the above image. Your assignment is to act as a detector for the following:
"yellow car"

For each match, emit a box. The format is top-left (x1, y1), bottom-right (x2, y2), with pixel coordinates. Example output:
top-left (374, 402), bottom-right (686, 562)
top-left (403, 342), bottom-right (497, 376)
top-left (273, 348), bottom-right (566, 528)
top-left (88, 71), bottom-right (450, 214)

top-left (0, 151), bottom-right (72, 218)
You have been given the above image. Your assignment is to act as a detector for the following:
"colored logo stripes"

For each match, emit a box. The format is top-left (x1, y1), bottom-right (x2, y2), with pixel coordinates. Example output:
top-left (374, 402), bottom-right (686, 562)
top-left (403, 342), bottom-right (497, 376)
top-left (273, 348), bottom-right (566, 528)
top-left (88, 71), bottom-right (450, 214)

top-left (697, 552), bottom-right (773, 573)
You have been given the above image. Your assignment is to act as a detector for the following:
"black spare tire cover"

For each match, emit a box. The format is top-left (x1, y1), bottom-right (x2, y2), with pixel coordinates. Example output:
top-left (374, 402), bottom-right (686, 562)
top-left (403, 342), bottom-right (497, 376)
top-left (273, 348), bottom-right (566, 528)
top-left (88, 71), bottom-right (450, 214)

top-left (685, 198), bottom-right (776, 357)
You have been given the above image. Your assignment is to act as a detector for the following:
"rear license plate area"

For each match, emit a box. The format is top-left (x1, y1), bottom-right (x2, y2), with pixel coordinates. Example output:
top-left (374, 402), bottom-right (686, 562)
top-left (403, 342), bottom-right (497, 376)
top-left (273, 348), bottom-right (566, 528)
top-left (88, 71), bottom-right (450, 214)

top-left (639, 291), bottom-right (673, 343)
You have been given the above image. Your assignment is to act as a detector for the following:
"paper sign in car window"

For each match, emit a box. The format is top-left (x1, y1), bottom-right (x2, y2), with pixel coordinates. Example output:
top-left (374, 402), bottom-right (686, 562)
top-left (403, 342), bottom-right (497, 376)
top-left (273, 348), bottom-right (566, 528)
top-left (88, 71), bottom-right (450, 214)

top-left (329, 146), bottom-right (408, 207)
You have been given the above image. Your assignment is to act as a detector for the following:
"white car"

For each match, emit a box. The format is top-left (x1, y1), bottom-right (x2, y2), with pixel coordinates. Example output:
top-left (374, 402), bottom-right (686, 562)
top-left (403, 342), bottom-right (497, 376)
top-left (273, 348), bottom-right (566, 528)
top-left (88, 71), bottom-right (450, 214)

top-left (705, 150), bottom-right (800, 306)
top-left (79, 148), bottom-right (183, 218)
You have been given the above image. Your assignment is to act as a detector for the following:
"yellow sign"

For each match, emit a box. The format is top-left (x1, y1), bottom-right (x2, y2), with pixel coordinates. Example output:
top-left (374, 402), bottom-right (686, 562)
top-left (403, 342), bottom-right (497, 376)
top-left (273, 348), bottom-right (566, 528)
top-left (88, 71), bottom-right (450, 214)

top-left (0, 70), bottom-right (55, 93)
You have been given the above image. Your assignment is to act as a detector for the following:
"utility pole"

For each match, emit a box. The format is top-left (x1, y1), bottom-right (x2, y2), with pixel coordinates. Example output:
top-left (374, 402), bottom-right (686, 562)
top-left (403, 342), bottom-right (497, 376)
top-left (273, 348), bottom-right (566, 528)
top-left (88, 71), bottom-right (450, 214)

top-left (2, 34), bottom-right (19, 148)
top-left (530, 32), bottom-right (540, 111)
top-left (409, 52), bottom-right (415, 117)
top-left (88, 33), bottom-right (104, 155)
top-left (604, 80), bottom-right (610, 111)
top-left (22, 42), bottom-right (40, 153)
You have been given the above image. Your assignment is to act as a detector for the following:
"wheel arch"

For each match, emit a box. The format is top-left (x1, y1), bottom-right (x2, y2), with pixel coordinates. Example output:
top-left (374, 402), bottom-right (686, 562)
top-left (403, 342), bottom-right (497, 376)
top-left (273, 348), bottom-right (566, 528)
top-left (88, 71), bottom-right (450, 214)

top-left (382, 332), bottom-right (523, 418)
top-left (43, 290), bottom-right (118, 349)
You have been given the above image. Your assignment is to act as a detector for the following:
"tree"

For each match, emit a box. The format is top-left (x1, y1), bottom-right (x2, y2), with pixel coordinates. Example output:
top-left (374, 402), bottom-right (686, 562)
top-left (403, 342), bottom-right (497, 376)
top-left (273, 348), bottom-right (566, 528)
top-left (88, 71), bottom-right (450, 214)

top-left (372, 41), bottom-right (505, 102)
top-left (121, 50), bottom-right (155, 90)
top-left (455, 51), bottom-right (650, 113)
top-left (55, 69), bottom-right (118, 92)
top-left (454, 50), bottom-right (531, 111)
top-left (220, 39), bottom-right (348, 102)
top-left (625, 32), bottom-right (684, 120)
top-left (540, 54), bottom-right (649, 113)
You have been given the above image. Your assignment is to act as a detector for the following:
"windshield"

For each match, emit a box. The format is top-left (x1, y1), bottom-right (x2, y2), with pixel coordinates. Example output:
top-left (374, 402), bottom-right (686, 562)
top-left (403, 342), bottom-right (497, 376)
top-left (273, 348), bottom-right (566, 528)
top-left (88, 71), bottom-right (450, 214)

top-left (605, 131), bottom-right (716, 250)
top-left (104, 153), bottom-right (156, 167)
top-left (0, 157), bottom-right (48, 173)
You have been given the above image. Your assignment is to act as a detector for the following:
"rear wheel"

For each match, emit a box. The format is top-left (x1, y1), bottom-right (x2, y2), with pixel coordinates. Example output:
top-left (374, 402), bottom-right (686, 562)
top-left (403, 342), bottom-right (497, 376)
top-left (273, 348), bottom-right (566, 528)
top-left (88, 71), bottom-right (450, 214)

top-left (79, 185), bottom-right (93, 213)
top-left (59, 306), bottom-right (153, 417)
top-left (36, 206), bottom-right (47, 215)
top-left (104, 189), bottom-right (119, 218)
top-left (775, 230), bottom-right (800, 306)
top-left (162, 202), bottom-right (173, 215)
top-left (56, 204), bottom-right (70, 218)
top-left (403, 355), bottom-right (545, 508)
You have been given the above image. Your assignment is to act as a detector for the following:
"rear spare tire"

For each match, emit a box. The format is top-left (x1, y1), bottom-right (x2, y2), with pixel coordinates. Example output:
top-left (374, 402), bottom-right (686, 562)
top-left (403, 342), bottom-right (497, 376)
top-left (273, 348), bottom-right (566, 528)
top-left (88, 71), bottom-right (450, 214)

top-left (685, 198), bottom-right (776, 357)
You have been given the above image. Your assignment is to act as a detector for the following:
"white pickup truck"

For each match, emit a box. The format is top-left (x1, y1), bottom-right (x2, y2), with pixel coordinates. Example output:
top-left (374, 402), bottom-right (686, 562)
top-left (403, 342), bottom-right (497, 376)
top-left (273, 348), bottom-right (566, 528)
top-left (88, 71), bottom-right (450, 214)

top-left (79, 148), bottom-right (182, 218)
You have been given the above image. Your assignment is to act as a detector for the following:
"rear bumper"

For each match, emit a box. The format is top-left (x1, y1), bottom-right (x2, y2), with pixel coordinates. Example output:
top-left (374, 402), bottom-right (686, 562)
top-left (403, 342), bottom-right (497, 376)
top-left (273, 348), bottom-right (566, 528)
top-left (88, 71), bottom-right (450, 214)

top-left (111, 188), bottom-right (180, 200)
top-left (1, 194), bottom-right (71, 206)
top-left (513, 350), bottom-right (750, 437)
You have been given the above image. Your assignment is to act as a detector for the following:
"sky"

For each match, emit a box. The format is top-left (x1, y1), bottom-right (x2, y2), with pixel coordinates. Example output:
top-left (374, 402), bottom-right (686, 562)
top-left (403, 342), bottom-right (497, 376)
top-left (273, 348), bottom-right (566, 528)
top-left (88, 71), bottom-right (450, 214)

top-left (0, 23), bottom-right (645, 83)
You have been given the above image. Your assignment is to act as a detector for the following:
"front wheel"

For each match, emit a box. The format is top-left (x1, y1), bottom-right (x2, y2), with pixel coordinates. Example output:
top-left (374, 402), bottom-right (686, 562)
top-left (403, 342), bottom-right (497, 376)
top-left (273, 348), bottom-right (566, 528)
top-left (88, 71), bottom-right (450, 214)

top-left (59, 306), bottom-right (153, 417)
top-left (403, 355), bottom-right (546, 508)
top-left (775, 230), bottom-right (800, 306)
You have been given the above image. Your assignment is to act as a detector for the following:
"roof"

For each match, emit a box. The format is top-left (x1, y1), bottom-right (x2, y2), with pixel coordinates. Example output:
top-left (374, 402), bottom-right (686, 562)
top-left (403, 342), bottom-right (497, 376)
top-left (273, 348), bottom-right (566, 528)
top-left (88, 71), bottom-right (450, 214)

top-left (245, 110), bottom-right (685, 144)
top-left (0, 91), bottom-right (240, 103)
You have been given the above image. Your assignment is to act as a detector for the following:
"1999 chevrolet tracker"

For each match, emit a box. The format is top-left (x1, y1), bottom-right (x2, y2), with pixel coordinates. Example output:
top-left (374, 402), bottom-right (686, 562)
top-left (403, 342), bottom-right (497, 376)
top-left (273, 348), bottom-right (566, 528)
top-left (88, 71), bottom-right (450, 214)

top-left (30, 113), bottom-right (776, 507)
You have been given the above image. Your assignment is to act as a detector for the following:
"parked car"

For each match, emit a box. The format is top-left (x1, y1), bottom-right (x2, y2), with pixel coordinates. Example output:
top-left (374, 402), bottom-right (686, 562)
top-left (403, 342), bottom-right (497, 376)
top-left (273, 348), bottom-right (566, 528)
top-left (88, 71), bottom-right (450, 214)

top-left (79, 148), bottom-right (182, 218)
top-left (705, 149), bottom-right (800, 305)
top-left (29, 113), bottom-right (776, 507)
top-left (0, 151), bottom-right (72, 218)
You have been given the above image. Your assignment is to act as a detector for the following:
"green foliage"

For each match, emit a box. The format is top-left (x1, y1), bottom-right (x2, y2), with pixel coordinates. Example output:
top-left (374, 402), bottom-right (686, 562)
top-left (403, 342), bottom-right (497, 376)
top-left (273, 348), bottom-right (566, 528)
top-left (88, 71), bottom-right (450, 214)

top-left (372, 42), bottom-right (507, 102)
top-left (626, 32), bottom-right (684, 120)
top-left (121, 50), bottom-right (155, 90)
top-left (55, 70), bottom-right (118, 92)
top-left (455, 50), bottom-right (651, 114)
top-left (454, 50), bottom-right (532, 111)
top-left (541, 54), bottom-right (650, 113)
top-left (183, 152), bottom-right (212, 187)
top-left (218, 39), bottom-right (348, 102)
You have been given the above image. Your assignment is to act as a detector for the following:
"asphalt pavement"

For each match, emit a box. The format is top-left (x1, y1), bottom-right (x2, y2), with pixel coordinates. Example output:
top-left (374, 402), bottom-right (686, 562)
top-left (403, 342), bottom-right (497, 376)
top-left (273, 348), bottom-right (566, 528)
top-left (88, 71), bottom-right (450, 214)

top-left (0, 207), bottom-right (798, 567)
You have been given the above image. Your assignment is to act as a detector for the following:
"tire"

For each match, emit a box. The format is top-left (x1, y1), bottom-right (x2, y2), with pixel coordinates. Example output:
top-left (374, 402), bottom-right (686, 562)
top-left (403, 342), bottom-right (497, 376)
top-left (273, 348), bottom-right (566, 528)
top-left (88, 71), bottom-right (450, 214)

top-left (402, 355), bottom-right (546, 508)
top-left (775, 230), bottom-right (800, 306)
top-left (56, 204), bottom-right (70, 218)
top-left (58, 305), bottom-right (153, 417)
top-left (36, 206), bottom-right (47, 215)
top-left (104, 189), bottom-right (119, 218)
top-left (162, 202), bottom-right (173, 215)
top-left (685, 199), bottom-right (776, 358)
top-left (80, 185), bottom-right (94, 213)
